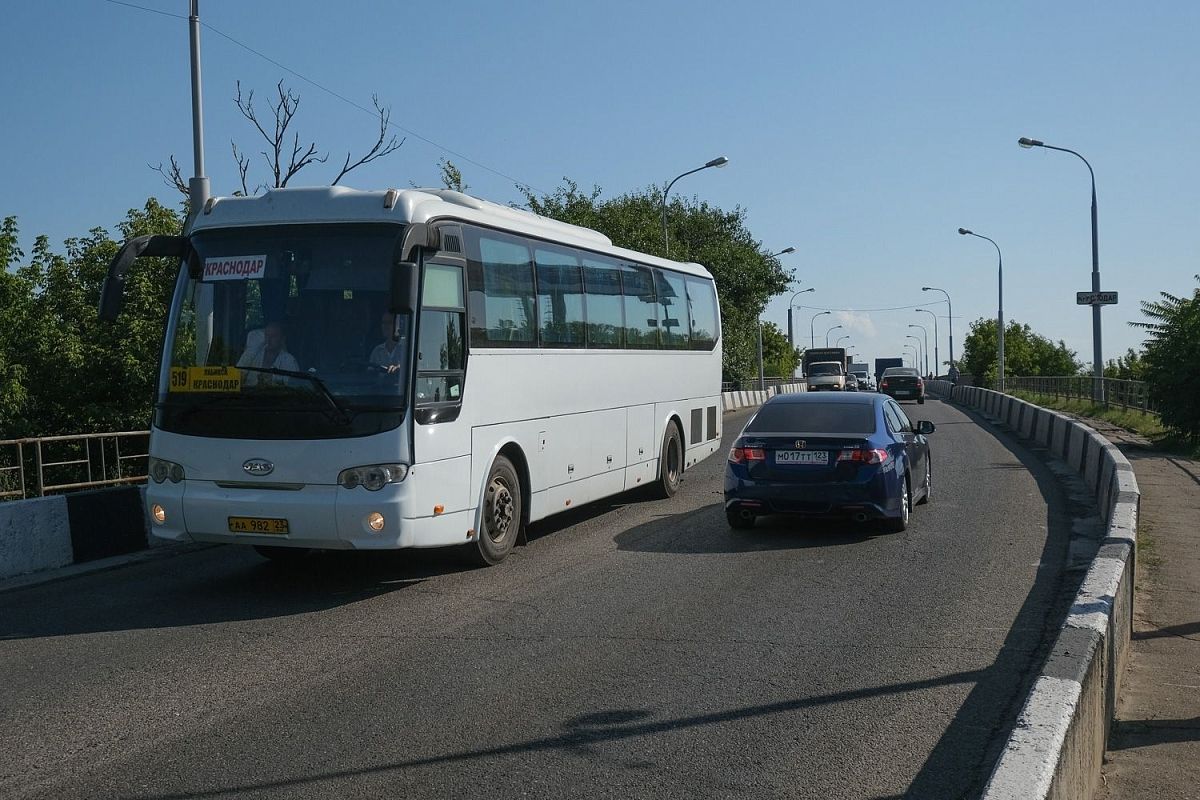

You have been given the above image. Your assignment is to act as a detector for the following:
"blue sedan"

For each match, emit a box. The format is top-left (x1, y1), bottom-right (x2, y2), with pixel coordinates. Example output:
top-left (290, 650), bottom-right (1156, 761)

top-left (724, 392), bottom-right (934, 532)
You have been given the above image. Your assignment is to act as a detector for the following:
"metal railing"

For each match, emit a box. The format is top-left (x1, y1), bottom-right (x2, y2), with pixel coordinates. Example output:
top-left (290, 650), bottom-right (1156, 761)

top-left (0, 431), bottom-right (150, 501)
top-left (1007, 376), bottom-right (1156, 414)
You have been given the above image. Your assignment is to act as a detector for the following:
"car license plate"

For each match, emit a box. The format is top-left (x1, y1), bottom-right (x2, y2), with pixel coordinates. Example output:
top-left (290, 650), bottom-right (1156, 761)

top-left (776, 450), bottom-right (829, 465)
top-left (896, 390), bottom-right (911, 396)
top-left (228, 516), bottom-right (289, 534)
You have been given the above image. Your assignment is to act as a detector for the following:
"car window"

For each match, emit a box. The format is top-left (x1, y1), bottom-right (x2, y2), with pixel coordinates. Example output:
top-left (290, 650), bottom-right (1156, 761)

top-left (881, 403), bottom-right (902, 434)
top-left (808, 363), bottom-right (843, 376)
top-left (888, 402), bottom-right (913, 432)
top-left (746, 402), bottom-right (875, 434)
top-left (883, 367), bottom-right (919, 377)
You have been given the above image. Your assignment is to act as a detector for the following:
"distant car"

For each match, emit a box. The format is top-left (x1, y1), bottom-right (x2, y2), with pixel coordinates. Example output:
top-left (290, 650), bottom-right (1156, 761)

top-left (879, 366), bottom-right (925, 404)
top-left (851, 373), bottom-right (871, 391)
top-left (724, 392), bottom-right (934, 532)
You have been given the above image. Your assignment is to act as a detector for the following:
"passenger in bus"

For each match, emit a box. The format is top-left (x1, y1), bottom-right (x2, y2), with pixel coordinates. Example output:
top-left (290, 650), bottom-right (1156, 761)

top-left (369, 312), bottom-right (408, 374)
top-left (236, 321), bottom-right (299, 386)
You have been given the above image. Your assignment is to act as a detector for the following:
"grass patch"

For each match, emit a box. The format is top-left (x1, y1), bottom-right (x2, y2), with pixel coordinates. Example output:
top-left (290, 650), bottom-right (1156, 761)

top-left (1010, 390), bottom-right (1200, 458)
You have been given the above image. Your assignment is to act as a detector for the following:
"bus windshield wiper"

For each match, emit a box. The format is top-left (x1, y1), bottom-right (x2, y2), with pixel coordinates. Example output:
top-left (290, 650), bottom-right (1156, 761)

top-left (237, 366), bottom-right (352, 424)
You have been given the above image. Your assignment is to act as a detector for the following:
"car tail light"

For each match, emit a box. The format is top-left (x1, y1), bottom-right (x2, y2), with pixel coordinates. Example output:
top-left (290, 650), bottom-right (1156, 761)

top-left (728, 446), bottom-right (766, 464)
top-left (880, 379), bottom-right (889, 388)
top-left (917, 378), bottom-right (925, 389)
top-left (837, 448), bottom-right (889, 465)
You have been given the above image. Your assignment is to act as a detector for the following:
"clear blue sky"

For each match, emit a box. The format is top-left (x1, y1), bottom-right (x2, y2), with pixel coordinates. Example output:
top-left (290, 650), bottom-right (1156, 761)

top-left (3, 0), bottom-right (1197, 371)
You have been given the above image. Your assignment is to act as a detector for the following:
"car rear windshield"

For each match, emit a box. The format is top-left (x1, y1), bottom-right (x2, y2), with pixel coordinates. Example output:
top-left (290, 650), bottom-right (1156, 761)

top-left (883, 367), bottom-right (919, 376)
top-left (746, 402), bottom-right (876, 434)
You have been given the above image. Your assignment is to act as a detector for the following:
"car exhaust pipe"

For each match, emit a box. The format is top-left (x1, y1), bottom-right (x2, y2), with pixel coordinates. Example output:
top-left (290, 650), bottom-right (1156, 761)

top-left (853, 512), bottom-right (868, 523)
top-left (740, 509), bottom-right (755, 521)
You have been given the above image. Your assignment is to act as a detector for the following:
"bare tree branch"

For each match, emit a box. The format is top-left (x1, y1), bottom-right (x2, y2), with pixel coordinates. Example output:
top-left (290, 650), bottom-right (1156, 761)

top-left (149, 156), bottom-right (189, 198)
top-left (331, 95), bottom-right (404, 186)
top-left (231, 141), bottom-right (251, 196)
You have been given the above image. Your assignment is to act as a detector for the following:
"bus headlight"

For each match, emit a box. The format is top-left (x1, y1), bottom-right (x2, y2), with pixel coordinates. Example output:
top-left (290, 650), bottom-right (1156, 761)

top-left (149, 457), bottom-right (185, 484)
top-left (338, 464), bottom-right (408, 491)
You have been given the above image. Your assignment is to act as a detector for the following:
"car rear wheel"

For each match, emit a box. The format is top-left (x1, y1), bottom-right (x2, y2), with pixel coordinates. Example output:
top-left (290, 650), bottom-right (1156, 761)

top-left (918, 397), bottom-right (925, 404)
top-left (884, 476), bottom-right (910, 533)
top-left (726, 509), bottom-right (755, 530)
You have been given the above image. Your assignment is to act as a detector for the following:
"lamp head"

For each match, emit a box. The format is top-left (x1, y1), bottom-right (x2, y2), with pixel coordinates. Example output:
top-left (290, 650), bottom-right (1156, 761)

top-left (958, 227), bottom-right (971, 235)
top-left (1018, 137), bottom-right (1044, 149)
top-left (706, 156), bottom-right (730, 168)
top-left (780, 246), bottom-right (795, 255)
top-left (921, 286), bottom-right (933, 291)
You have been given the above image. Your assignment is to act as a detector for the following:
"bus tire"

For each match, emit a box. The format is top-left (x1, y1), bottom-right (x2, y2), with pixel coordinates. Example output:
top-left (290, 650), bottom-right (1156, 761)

top-left (655, 423), bottom-right (683, 499)
top-left (469, 455), bottom-right (522, 566)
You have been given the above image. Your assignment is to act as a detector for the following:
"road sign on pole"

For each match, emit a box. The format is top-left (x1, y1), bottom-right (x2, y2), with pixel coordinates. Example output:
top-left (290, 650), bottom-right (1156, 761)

top-left (1076, 291), bottom-right (1118, 306)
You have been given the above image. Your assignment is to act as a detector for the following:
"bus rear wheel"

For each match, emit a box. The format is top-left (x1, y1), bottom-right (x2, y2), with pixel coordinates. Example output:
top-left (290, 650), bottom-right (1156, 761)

top-left (655, 423), bottom-right (683, 499)
top-left (468, 455), bottom-right (522, 566)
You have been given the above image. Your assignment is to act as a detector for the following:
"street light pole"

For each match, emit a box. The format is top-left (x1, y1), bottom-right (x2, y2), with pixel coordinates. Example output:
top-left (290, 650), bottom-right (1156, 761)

top-left (908, 324), bottom-right (928, 376)
top-left (958, 228), bottom-right (1004, 391)
top-left (1019, 136), bottom-right (1103, 399)
top-left (187, 0), bottom-right (210, 226)
top-left (824, 324), bottom-right (843, 347)
top-left (757, 320), bottom-right (765, 391)
top-left (810, 310), bottom-right (831, 349)
top-left (915, 309), bottom-right (938, 376)
top-left (788, 289), bottom-right (815, 352)
top-left (906, 335), bottom-right (924, 377)
top-left (835, 334), bottom-right (851, 347)
top-left (922, 286), bottom-right (954, 373)
top-left (661, 156), bottom-right (729, 257)
top-left (904, 344), bottom-right (918, 368)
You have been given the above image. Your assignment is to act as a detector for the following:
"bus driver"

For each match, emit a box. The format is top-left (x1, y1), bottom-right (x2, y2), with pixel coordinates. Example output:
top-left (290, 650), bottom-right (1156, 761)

top-left (369, 312), bottom-right (407, 374)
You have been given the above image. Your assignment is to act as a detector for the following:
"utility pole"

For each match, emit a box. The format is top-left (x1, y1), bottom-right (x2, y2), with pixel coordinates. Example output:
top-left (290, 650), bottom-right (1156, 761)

top-left (187, 0), bottom-right (210, 226)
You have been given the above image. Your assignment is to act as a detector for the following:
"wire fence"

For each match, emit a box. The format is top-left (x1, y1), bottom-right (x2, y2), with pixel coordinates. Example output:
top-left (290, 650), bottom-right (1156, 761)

top-left (0, 431), bottom-right (150, 501)
top-left (1006, 376), bottom-right (1156, 414)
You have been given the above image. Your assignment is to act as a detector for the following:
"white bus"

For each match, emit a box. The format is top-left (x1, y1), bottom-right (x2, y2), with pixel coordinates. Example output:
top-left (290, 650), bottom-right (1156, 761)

top-left (100, 187), bottom-right (724, 564)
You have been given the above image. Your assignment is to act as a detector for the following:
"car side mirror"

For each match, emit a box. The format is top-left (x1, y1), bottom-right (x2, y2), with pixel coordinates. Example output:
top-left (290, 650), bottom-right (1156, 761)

top-left (916, 420), bottom-right (936, 435)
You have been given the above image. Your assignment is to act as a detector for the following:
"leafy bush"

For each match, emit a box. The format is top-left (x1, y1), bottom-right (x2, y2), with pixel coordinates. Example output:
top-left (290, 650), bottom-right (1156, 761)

top-left (1134, 276), bottom-right (1200, 443)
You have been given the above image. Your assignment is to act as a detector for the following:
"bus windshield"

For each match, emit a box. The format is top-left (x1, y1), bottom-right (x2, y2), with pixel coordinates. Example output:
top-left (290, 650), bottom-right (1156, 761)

top-left (157, 223), bottom-right (411, 439)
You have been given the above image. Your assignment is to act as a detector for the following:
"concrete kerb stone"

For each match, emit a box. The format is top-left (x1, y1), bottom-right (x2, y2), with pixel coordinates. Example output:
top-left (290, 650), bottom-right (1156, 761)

top-left (0, 495), bottom-right (74, 581)
top-left (960, 387), bottom-right (1140, 800)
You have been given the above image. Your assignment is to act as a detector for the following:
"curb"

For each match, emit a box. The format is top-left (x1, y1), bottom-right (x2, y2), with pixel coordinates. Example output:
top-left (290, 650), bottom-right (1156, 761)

top-left (928, 381), bottom-right (1140, 800)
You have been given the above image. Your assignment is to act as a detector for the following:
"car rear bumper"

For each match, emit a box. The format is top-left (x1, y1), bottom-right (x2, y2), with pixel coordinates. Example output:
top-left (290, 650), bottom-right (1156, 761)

top-left (723, 475), bottom-right (902, 519)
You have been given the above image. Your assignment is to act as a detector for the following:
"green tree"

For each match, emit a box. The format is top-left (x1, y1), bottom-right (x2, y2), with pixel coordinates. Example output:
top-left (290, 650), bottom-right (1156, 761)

top-left (1104, 348), bottom-right (1147, 381)
top-left (0, 216), bottom-right (33, 435)
top-left (520, 180), bottom-right (791, 383)
top-left (761, 321), bottom-right (799, 378)
top-left (1133, 275), bottom-right (1200, 442)
top-left (961, 317), bottom-right (1081, 386)
top-left (1, 200), bottom-right (183, 437)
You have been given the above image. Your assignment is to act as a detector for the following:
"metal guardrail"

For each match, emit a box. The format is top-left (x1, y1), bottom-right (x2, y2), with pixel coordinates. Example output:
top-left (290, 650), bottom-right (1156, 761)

top-left (721, 377), bottom-right (804, 392)
top-left (0, 431), bottom-right (150, 501)
top-left (1007, 376), bottom-right (1156, 414)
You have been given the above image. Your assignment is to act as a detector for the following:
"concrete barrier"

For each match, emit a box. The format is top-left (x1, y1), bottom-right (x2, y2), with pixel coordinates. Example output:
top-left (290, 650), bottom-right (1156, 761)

top-left (927, 380), bottom-right (1140, 800)
top-left (721, 382), bottom-right (806, 412)
top-left (0, 486), bottom-right (151, 581)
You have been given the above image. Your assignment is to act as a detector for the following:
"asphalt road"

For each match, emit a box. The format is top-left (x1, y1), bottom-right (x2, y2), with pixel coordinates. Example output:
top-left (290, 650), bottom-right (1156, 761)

top-left (0, 397), bottom-right (1078, 799)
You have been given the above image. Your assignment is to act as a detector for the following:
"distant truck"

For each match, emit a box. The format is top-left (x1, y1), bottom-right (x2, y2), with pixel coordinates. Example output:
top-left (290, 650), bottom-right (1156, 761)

top-left (803, 347), bottom-right (848, 391)
top-left (874, 357), bottom-right (904, 384)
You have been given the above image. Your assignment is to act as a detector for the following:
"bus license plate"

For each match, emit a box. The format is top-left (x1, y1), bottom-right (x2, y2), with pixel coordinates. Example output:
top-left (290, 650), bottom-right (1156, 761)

top-left (228, 517), bottom-right (289, 535)
top-left (776, 450), bottom-right (829, 465)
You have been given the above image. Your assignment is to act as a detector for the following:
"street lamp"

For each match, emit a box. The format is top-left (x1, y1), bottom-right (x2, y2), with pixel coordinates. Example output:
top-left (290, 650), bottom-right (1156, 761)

top-left (907, 323), bottom-right (928, 376)
top-left (959, 227), bottom-right (1004, 391)
top-left (904, 344), bottom-right (918, 368)
top-left (810, 310), bottom-right (831, 349)
top-left (922, 286), bottom-right (955, 373)
top-left (1018, 136), bottom-right (1103, 400)
top-left (788, 288), bottom-right (816, 349)
top-left (914, 308), bottom-right (939, 376)
top-left (824, 324), bottom-right (844, 347)
top-left (835, 334), bottom-right (851, 347)
top-left (661, 156), bottom-right (729, 257)
top-left (906, 335), bottom-right (924, 377)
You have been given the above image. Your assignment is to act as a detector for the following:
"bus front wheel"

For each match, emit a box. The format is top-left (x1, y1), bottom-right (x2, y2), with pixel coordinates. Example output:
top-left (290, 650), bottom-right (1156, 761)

top-left (655, 423), bottom-right (683, 499)
top-left (469, 455), bottom-right (522, 566)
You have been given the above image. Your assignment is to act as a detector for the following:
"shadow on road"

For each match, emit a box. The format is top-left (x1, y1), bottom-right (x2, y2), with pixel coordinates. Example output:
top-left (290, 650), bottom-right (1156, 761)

top-left (0, 547), bottom-right (473, 642)
top-left (122, 668), bottom-right (990, 800)
top-left (613, 503), bottom-right (878, 555)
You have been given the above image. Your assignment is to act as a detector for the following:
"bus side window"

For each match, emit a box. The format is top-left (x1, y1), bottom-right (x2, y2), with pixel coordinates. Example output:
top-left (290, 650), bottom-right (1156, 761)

top-left (582, 256), bottom-right (624, 348)
top-left (686, 277), bottom-right (719, 350)
top-left (654, 269), bottom-right (689, 349)
top-left (622, 264), bottom-right (659, 349)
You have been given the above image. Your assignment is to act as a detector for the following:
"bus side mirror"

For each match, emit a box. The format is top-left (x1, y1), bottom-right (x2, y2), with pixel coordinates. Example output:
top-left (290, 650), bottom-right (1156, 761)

top-left (390, 261), bottom-right (419, 314)
top-left (99, 235), bottom-right (189, 322)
